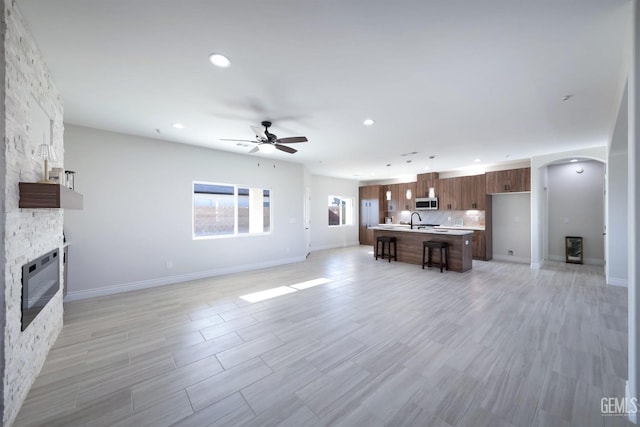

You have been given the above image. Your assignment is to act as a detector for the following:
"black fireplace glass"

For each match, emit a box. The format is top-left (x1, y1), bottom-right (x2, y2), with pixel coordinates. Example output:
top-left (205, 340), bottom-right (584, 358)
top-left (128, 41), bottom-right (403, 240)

top-left (21, 248), bottom-right (60, 331)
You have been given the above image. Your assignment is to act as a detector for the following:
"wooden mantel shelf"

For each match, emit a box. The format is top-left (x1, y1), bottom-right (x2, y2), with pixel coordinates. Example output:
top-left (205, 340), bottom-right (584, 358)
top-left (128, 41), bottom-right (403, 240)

top-left (19, 183), bottom-right (83, 210)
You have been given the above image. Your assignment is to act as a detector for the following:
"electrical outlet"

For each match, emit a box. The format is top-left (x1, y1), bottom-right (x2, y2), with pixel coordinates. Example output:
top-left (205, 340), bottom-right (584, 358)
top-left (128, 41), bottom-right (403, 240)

top-left (165, 261), bottom-right (173, 269)
top-left (508, 250), bottom-right (514, 256)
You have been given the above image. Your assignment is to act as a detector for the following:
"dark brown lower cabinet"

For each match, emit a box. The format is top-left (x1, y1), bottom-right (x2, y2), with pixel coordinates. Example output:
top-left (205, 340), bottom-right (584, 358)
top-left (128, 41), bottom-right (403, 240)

top-left (472, 231), bottom-right (486, 259)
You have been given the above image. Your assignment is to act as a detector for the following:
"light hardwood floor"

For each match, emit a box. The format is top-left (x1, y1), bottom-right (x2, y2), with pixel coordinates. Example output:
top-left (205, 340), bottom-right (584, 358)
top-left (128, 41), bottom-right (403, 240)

top-left (14, 246), bottom-right (632, 427)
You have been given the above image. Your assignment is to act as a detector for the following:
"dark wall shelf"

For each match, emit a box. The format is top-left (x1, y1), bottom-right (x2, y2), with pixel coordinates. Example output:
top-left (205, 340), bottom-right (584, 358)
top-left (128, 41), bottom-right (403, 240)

top-left (19, 183), bottom-right (83, 210)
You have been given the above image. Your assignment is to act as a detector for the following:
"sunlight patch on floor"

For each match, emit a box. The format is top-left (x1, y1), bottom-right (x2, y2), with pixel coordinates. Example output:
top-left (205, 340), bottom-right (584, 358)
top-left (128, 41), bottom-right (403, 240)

top-left (240, 286), bottom-right (297, 303)
top-left (290, 277), bottom-right (332, 290)
top-left (239, 277), bottom-right (333, 303)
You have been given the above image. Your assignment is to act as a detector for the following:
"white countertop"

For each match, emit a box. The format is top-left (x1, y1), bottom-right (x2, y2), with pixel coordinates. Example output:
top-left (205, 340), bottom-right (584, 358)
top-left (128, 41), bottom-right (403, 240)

top-left (372, 225), bottom-right (473, 236)
top-left (435, 225), bottom-right (485, 231)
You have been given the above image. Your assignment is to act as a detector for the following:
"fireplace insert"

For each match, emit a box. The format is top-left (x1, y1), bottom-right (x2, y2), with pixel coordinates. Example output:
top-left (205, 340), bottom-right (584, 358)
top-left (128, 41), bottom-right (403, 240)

top-left (21, 248), bottom-right (59, 331)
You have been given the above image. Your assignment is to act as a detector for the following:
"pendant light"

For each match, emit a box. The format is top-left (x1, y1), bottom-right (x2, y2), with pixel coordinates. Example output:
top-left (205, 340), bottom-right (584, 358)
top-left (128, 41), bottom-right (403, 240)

top-left (385, 163), bottom-right (392, 201)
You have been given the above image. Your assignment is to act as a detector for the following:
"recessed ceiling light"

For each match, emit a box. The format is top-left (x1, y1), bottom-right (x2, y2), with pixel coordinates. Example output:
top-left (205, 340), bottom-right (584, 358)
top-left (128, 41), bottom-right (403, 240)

top-left (570, 159), bottom-right (578, 163)
top-left (363, 119), bottom-right (375, 126)
top-left (474, 159), bottom-right (481, 163)
top-left (208, 53), bottom-right (231, 68)
top-left (172, 123), bottom-right (184, 129)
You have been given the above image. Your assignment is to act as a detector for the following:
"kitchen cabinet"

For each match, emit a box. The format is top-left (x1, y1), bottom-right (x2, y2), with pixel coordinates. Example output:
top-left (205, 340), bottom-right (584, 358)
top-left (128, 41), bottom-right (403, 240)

top-left (380, 182), bottom-right (418, 213)
top-left (359, 185), bottom-right (381, 245)
top-left (438, 177), bottom-right (462, 210)
top-left (416, 172), bottom-right (439, 199)
top-left (380, 184), bottom-right (391, 212)
top-left (486, 167), bottom-right (530, 193)
top-left (383, 184), bottom-right (398, 212)
top-left (461, 174), bottom-right (486, 210)
top-left (472, 230), bottom-right (486, 259)
top-left (397, 182), bottom-right (416, 211)
top-left (437, 227), bottom-right (491, 260)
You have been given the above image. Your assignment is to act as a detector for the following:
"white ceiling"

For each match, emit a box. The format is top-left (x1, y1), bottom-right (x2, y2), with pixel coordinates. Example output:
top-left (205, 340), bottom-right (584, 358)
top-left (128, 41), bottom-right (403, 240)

top-left (17, 0), bottom-right (631, 181)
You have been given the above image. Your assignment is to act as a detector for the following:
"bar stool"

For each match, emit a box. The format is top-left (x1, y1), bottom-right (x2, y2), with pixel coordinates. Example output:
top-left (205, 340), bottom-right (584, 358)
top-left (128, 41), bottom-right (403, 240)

top-left (375, 236), bottom-right (397, 262)
top-left (422, 241), bottom-right (449, 272)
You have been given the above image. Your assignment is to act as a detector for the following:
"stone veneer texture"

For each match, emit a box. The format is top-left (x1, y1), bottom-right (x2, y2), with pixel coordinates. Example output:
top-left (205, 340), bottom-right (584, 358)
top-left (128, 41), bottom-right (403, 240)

top-left (2, 1), bottom-right (65, 425)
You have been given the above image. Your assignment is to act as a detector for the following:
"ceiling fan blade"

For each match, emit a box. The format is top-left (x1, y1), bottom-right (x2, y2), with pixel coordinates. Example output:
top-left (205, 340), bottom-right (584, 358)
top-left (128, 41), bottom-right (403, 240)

top-left (248, 146), bottom-right (260, 154)
top-left (276, 136), bottom-right (308, 144)
top-left (275, 144), bottom-right (297, 154)
top-left (220, 138), bottom-right (258, 143)
top-left (250, 125), bottom-right (267, 141)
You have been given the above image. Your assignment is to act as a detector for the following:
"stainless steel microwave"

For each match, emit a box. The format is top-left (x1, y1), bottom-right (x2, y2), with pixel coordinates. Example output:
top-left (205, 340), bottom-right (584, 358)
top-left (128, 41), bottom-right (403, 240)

top-left (415, 197), bottom-right (438, 210)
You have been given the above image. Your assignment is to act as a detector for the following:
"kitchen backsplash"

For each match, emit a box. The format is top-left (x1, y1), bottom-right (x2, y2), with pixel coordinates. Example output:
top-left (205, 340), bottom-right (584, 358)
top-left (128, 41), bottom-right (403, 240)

top-left (391, 209), bottom-right (485, 228)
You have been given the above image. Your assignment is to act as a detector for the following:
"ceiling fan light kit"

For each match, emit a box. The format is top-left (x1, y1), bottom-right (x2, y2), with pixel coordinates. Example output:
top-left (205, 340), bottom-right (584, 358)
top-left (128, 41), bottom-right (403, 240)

top-left (220, 120), bottom-right (308, 155)
top-left (260, 143), bottom-right (276, 153)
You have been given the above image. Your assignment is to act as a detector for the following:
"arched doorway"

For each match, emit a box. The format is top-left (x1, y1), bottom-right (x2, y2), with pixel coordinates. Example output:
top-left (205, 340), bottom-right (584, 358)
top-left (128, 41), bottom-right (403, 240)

top-left (530, 147), bottom-right (607, 269)
top-left (540, 158), bottom-right (606, 266)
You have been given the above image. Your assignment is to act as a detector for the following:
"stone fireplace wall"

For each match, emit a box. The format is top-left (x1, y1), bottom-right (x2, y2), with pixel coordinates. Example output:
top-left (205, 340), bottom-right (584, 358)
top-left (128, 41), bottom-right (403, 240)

top-left (1, 1), bottom-right (65, 425)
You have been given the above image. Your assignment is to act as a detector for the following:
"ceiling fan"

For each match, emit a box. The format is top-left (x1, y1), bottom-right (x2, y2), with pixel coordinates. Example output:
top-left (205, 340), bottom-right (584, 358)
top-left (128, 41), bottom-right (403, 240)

top-left (221, 121), bottom-right (308, 154)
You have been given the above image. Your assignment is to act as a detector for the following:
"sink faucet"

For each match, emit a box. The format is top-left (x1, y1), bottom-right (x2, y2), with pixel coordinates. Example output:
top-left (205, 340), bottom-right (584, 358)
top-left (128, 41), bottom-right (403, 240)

top-left (410, 211), bottom-right (422, 229)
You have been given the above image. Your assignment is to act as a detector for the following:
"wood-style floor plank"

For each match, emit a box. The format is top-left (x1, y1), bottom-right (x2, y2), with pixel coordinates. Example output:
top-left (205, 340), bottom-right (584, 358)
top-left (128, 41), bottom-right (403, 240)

top-left (13, 246), bottom-right (633, 426)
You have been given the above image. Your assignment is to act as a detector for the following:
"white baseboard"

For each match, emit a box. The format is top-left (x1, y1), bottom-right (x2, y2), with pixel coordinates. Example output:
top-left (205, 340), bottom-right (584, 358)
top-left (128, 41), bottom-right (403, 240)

top-left (492, 254), bottom-right (531, 264)
top-left (607, 277), bottom-right (628, 287)
top-left (309, 241), bottom-right (360, 252)
top-left (548, 255), bottom-right (605, 266)
top-left (64, 255), bottom-right (306, 302)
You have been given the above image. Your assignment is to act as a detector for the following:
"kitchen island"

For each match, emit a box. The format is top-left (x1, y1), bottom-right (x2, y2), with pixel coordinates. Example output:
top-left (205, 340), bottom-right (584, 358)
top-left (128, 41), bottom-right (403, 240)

top-left (371, 225), bottom-right (474, 272)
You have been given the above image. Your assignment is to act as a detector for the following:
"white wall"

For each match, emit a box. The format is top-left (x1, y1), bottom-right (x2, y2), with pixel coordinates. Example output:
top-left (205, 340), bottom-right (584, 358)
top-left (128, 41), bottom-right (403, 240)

top-left (607, 83), bottom-right (628, 287)
top-left (309, 175), bottom-right (359, 251)
top-left (492, 193), bottom-right (531, 263)
top-left (608, 152), bottom-right (628, 285)
top-left (64, 125), bottom-right (307, 300)
top-left (547, 161), bottom-right (605, 265)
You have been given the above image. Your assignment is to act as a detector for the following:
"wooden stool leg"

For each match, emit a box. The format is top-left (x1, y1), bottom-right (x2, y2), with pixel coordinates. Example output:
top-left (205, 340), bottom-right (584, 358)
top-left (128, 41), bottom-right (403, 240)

top-left (393, 241), bottom-right (397, 261)
top-left (388, 241), bottom-right (392, 263)
top-left (439, 247), bottom-right (444, 273)
top-left (445, 246), bottom-right (449, 271)
top-left (422, 244), bottom-right (426, 269)
top-left (375, 240), bottom-right (379, 260)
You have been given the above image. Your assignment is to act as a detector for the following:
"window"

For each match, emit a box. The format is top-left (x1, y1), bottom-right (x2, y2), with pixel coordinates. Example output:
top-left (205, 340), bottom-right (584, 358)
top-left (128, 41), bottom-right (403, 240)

top-left (328, 195), bottom-right (353, 226)
top-left (193, 182), bottom-right (271, 238)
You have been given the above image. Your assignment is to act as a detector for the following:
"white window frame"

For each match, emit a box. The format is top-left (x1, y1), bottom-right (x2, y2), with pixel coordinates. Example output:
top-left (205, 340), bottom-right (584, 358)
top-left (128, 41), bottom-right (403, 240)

top-left (328, 195), bottom-right (354, 227)
top-left (192, 181), bottom-right (272, 239)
